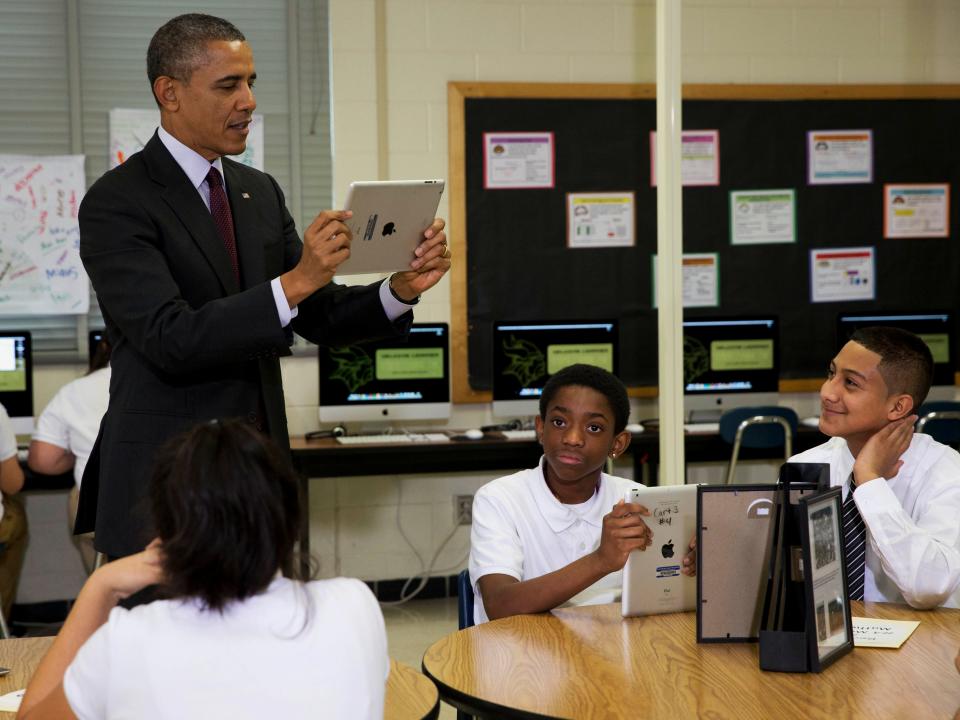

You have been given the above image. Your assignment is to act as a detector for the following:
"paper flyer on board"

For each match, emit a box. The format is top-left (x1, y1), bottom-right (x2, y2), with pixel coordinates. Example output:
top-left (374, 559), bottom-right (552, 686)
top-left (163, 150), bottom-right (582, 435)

top-left (807, 130), bottom-right (873, 184)
top-left (651, 253), bottom-right (719, 308)
top-left (483, 132), bottom-right (555, 189)
top-left (810, 247), bottom-right (875, 303)
top-left (883, 184), bottom-right (949, 238)
top-left (566, 192), bottom-right (635, 248)
top-left (650, 130), bottom-right (720, 186)
top-left (730, 189), bottom-right (796, 245)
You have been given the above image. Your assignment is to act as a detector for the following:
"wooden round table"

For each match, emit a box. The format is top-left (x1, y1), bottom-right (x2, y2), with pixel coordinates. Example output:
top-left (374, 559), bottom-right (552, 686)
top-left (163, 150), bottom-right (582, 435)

top-left (422, 601), bottom-right (960, 719)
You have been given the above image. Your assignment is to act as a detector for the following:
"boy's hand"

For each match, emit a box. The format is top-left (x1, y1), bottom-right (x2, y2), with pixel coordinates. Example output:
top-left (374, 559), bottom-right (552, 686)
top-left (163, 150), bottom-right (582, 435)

top-left (854, 415), bottom-right (916, 485)
top-left (681, 533), bottom-right (697, 577)
top-left (595, 500), bottom-right (652, 574)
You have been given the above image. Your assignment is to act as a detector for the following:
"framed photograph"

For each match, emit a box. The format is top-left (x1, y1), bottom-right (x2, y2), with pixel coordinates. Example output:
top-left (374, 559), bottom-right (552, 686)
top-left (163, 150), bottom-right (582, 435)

top-left (799, 487), bottom-right (853, 671)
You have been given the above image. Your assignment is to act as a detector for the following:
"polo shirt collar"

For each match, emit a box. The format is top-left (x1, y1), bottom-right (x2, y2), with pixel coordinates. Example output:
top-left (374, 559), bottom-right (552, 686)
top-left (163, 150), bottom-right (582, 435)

top-left (532, 456), bottom-right (608, 534)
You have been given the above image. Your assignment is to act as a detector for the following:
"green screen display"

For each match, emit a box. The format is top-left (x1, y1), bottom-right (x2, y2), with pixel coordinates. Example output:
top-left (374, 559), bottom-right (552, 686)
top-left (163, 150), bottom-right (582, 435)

top-left (918, 333), bottom-right (949, 364)
top-left (547, 343), bottom-right (614, 374)
top-left (710, 339), bottom-right (774, 371)
top-left (375, 348), bottom-right (444, 380)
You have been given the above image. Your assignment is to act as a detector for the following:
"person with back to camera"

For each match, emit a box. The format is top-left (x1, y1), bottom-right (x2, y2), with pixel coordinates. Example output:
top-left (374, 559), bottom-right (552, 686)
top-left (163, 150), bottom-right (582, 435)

top-left (17, 419), bottom-right (388, 720)
top-left (77, 12), bottom-right (451, 559)
top-left (28, 337), bottom-right (112, 572)
top-left (469, 364), bottom-right (696, 624)
top-left (789, 326), bottom-right (960, 608)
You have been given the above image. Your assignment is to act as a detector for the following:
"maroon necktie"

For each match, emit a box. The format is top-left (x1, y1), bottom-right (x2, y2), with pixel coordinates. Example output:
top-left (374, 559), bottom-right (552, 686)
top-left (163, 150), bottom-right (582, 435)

top-left (206, 166), bottom-right (239, 282)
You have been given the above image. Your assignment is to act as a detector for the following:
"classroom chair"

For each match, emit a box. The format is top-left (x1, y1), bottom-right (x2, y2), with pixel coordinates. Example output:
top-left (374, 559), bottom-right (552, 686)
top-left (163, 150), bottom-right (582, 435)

top-left (916, 401), bottom-right (960, 446)
top-left (457, 569), bottom-right (474, 630)
top-left (719, 407), bottom-right (798, 486)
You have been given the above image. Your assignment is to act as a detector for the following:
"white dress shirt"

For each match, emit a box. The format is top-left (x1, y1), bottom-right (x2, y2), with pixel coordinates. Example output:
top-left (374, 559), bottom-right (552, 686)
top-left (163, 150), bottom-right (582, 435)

top-left (156, 126), bottom-right (413, 327)
top-left (790, 433), bottom-right (960, 608)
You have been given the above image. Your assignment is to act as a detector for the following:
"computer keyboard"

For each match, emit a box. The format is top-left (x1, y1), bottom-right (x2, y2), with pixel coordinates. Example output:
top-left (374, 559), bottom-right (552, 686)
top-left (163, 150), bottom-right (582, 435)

top-left (335, 433), bottom-right (450, 445)
top-left (501, 429), bottom-right (537, 440)
top-left (683, 423), bottom-right (721, 434)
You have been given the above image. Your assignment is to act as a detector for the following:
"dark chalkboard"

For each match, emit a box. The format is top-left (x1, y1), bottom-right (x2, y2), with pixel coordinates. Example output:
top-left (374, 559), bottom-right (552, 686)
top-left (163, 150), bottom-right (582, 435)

top-left (448, 83), bottom-right (960, 402)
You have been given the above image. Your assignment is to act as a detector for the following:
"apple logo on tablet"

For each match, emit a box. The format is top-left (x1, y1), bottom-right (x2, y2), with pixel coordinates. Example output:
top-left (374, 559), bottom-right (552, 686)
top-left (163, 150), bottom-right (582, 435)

top-left (661, 540), bottom-right (674, 559)
top-left (382, 222), bottom-right (396, 237)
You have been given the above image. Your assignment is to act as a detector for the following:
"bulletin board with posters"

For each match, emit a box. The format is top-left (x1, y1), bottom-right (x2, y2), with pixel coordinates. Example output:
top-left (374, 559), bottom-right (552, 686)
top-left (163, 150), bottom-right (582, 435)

top-left (447, 82), bottom-right (960, 403)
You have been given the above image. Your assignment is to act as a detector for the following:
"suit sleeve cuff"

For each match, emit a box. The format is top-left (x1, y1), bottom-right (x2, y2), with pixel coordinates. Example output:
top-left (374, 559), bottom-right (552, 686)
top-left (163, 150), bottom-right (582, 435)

top-left (379, 278), bottom-right (415, 322)
top-left (271, 277), bottom-right (298, 327)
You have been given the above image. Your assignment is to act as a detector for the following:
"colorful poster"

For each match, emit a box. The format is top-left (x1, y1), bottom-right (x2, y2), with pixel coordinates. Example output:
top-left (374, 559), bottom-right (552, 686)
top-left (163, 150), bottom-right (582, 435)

top-left (810, 247), bottom-right (875, 303)
top-left (650, 130), bottom-right (720, 186)
top-left (730, 189), bottom-right (796, 245)
top-left (483, 132), bottom-right (555, 189)
top-left (807, 130), bottom-right (873, 184)
top-left (883, 184), bottom-right (949, 238)
top-left (109, 108), bottom-right (265, 170)
top-left (651, 253), bottom-right (719, 308)
top-left (0, 154), bottom-right (89, 314)
top-left (566, 192), bottom-right (634, 248)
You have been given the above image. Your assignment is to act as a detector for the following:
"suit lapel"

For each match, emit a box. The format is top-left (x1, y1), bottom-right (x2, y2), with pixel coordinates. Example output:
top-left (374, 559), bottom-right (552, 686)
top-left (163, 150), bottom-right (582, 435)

top-left (142, 134), bottom-right (240, 295)
top-left (223, 160), bottom-right (264, 291)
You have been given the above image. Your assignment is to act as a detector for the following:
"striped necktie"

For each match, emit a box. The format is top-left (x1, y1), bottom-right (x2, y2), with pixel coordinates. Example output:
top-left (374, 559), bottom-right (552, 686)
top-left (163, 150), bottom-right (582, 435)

top-left (843, 475), bottom-right (867, 601)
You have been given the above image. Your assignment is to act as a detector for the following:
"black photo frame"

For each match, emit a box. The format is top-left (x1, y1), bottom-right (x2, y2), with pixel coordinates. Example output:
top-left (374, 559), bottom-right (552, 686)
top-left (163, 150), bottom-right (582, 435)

top-left (798, 486), bottom-right (854, 671)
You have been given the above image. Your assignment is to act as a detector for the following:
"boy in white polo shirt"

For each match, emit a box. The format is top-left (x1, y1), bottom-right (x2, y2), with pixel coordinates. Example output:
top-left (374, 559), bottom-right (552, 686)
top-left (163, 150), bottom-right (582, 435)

top-left (469, 364), bottom-right (695, 624)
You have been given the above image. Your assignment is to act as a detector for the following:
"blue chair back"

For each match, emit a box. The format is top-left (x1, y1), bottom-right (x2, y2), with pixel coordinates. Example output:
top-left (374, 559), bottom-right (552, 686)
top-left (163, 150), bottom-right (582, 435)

top-left (457, 569), bottom-right (475, 629)
top-left (719, 406), bottom-right (798, 448)
top-left (917, 401), bottom-right (960, 445)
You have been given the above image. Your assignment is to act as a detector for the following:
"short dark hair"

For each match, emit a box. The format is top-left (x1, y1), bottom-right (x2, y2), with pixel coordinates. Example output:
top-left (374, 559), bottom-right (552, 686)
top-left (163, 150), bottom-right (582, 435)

top-left (850, 326), bottom-right (934, 411)
top-left (147, 14), bottom-right (245, 96)
top-left (539, 364), bottom-right (630, 433)
top-left (149, 419), bottom-right (301, 612)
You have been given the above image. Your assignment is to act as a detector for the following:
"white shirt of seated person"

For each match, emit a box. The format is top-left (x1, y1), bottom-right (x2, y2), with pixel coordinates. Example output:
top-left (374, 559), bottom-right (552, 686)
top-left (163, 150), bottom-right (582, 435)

top-left (469, 457), bottom-right (641, 624)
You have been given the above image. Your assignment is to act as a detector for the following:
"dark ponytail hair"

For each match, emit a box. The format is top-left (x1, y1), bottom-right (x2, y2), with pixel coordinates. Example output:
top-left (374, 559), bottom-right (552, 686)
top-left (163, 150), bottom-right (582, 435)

top-left (149, 419), bottom-right (301, 611)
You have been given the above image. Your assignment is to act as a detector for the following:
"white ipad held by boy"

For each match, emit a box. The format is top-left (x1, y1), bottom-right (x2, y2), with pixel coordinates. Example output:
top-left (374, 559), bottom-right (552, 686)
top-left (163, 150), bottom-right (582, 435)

top-left (336, 179), bottom-right (445, 275)
top-left (621, 483), bottom-right (699, 617)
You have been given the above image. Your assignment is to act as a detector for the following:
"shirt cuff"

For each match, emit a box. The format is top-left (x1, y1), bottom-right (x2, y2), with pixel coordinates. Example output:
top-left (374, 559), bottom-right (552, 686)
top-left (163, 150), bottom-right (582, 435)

top-left (271, 277), bottom-right (298, 327)
top-left (853, 475), bottom-right (902, 518)
top-left (379, 278), bottom-right (415, 322)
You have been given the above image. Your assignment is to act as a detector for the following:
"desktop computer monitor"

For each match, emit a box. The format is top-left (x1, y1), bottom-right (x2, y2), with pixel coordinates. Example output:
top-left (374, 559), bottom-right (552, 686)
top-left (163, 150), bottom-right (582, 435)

top-left (318, 323), bottom-right (450, 423)
top-left (0, 331), bottom-right (33, 434)
top-left (491, 320), bottom-right (619, 417)
top-left (836, 311), bottom-right (955, 389)
top-left (683, 316), bottom-right (779, 421)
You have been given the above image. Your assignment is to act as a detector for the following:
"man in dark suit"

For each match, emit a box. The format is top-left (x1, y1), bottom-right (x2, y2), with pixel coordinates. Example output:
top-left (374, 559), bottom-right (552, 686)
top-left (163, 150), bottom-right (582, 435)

top-left (77, 14), bottom-right (451, 558)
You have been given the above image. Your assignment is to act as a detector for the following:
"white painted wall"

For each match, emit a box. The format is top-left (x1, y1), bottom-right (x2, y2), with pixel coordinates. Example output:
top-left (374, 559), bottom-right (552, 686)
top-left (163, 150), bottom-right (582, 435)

top-left (23, 0), bottom-right (960, 594)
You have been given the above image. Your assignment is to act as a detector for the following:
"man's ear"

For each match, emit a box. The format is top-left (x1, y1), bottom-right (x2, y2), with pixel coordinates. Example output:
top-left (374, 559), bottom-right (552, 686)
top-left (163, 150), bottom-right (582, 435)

top-left (153, 76), bottom-right (179, 111)
top-left (888, 393), bottom-right (915, 421)
top-left (534, 414), bottom-right (543, 444)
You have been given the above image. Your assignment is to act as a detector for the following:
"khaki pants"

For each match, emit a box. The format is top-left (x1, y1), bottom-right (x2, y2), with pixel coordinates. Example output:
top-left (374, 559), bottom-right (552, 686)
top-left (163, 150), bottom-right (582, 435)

top-left (69, 487), bottom-right (97, 574)
top-left (0, 494), bottom-right (28, 620)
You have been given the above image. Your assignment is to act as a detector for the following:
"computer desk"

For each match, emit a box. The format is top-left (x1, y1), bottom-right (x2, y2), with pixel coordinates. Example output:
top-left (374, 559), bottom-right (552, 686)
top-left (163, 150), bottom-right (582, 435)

top-left (289, 426), bottom-right (827, 577)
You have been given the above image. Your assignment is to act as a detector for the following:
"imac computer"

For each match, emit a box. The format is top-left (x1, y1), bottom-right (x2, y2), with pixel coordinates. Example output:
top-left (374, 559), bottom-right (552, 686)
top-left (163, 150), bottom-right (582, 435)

top-left (683, 317), bottom-right (780, 422)
top-left (318, 323), bottom-right (450, 423)
top-left (0, 331), bottom-right (33, 435)
top-left (492, 321), bottom-right (619, 417)
top-left (836, 311), bottom-right (955, 398)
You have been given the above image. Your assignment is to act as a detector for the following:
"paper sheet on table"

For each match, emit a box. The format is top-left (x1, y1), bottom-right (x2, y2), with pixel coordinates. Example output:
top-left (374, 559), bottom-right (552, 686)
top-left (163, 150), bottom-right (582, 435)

top-left (852, 617), bottom-right (919, 648)
top-left (0, 688), bottom-right (25, 712)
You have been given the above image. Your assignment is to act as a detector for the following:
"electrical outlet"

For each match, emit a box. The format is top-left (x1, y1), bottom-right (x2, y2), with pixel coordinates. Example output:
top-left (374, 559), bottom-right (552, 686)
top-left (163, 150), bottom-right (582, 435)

top-left (454, 494), bottom-right (473, 525)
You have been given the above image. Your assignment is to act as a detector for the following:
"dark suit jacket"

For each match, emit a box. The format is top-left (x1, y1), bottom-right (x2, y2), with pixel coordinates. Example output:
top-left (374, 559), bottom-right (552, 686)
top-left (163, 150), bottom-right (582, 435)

top-left (77, 133), bottom-right (407, 557)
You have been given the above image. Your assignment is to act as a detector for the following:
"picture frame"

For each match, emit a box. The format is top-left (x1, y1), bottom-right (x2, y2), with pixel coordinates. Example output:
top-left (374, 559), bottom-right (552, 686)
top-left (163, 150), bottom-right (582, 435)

top-left (798, 486), bottom-right (854, 671)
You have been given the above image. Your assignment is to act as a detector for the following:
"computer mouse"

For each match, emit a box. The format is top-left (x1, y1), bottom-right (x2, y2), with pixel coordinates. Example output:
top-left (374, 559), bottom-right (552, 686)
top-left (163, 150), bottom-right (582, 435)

top-left (625, 423), bottom-right (645, 434)
top-left (464, 428), bottom-right (484, 440)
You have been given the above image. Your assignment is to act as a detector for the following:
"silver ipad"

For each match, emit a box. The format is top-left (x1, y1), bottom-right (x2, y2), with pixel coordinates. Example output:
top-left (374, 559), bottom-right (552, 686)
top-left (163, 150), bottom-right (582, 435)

top-left (621, 483), bottom-right (699, 617)
top-left (336, 179), bottom-right (445, 275)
